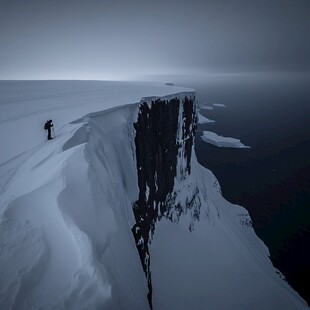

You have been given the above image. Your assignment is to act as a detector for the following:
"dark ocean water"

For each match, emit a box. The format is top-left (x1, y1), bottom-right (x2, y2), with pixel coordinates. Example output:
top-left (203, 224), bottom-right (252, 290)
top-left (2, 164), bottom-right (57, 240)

top-left (172, 73), bottom-right (310, 305)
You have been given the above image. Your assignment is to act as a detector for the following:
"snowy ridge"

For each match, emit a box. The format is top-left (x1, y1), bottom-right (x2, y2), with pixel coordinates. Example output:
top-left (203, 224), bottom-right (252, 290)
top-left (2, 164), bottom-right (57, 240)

top-left (0, 103), bottom-right (148, 309)
top-left (0, 81), bottom-right (307, 309)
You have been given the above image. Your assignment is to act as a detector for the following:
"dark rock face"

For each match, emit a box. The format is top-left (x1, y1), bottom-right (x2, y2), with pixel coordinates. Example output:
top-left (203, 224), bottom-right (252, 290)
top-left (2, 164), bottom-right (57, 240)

top-left (131, 96), bottom-right (198, 308)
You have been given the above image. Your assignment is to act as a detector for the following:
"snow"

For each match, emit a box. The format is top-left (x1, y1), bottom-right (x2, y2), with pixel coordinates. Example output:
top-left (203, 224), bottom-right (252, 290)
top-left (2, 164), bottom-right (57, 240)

top-left (150, 144), bottom-right (305, 309)
top-left (201, 130), bottom-right (250, 148)
top-left (151, 158), bottom-right (302, 309)
top-left (0, 81), bottom-right (307, 309)
top-left (0, 80), bottom-right (193, 165)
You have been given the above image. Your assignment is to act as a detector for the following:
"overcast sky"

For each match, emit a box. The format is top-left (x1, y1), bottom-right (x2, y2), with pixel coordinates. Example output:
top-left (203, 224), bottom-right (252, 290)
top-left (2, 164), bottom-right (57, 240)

top-left (1, 0), bottom-right (309, 80)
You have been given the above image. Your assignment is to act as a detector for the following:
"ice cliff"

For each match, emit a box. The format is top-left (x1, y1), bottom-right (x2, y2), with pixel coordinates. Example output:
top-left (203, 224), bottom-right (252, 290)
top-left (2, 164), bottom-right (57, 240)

top-left (0, 81), bottom-right (307, 309)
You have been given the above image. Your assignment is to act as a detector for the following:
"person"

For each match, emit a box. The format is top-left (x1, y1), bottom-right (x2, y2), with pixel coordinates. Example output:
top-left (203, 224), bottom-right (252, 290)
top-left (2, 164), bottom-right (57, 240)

top-left (44, 119), bottom-right (54, 140)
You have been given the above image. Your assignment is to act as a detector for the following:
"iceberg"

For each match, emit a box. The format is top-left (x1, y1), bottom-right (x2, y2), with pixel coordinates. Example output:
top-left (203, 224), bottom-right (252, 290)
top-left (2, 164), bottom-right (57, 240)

top-left (212, 103), bottom-right (226, 108)
top-left (199, 105), bottom-right (214, 110)
top-left (201, 130), bottom-right (250, 148)
top-left (197, 110), bottom-right (215, 124)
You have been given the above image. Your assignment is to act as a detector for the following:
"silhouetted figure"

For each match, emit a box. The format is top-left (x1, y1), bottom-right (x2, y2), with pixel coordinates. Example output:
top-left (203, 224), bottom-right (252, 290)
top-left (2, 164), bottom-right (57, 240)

top-left (44, 120), bottom-right (53, 140)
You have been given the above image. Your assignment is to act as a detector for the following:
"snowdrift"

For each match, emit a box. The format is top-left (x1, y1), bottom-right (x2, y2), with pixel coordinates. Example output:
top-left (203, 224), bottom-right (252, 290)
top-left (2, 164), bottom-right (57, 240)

top-left (0, 81), bottom-right (307, 309)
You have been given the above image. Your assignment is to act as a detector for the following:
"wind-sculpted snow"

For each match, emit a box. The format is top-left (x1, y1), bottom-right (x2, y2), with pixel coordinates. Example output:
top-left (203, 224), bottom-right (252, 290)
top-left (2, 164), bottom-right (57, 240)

top-left (0, 81), bottom-right (307, 309)
top-left (0, 80), bottom-right (193, 165)
top-left (0, 104), bottom-right (149, 309)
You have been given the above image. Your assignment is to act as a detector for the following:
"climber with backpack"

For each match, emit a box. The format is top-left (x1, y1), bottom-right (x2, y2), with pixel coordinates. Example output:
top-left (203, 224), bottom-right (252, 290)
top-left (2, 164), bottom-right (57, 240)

top-left (44, 119), bottom-right (54, 140)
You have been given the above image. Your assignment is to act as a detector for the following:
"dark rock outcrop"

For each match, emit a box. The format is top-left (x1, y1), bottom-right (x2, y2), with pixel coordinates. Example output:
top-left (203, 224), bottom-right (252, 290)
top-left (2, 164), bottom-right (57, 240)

top-left (131, 95), bottom-right (198, 308)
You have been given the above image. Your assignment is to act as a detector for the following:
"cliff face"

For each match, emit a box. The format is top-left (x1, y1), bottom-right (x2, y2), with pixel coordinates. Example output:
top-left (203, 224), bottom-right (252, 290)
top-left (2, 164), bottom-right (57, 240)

top-left (132, 95), bottom-right (199, 307)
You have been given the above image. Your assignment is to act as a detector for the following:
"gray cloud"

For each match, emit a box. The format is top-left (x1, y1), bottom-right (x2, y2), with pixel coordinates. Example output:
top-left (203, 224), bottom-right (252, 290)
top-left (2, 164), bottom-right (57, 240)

top-left (1, 0), bottom-right (309, 79)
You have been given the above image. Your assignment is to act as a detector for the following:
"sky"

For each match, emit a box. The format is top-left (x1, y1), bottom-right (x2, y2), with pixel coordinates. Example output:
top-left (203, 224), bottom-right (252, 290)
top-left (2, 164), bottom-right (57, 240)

top-left (0, 0), bottom-right (309, 80)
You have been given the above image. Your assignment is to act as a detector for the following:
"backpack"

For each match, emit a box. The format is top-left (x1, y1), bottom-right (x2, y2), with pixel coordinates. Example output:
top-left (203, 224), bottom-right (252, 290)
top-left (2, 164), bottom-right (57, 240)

top-left (44, 122), bottom-right (48, 130)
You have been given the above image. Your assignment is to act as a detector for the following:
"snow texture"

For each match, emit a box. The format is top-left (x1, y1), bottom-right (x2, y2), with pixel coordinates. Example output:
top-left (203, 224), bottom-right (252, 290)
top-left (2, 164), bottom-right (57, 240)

top-left (201, 130), bottom-right (250, 148)
top-left (0, 81), bottom-right (307, 310)
top-left (0, 81), bottom-right (193, 165)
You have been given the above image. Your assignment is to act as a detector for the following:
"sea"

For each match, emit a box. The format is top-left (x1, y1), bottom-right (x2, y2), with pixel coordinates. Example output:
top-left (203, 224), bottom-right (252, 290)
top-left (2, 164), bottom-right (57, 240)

top-left (168, 72), bottom-right (310, 305)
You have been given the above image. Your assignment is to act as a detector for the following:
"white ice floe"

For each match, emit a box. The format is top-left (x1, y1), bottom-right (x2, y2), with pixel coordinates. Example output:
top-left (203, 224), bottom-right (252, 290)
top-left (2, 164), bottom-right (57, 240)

top-left (201, 130), bottom-right (250, 148)
top-left (199, 105), bottom-right (214, 110)
top-left (197, 111), bottom-right (215, 124)
top-left (212, 103), bottom-right (226, 108)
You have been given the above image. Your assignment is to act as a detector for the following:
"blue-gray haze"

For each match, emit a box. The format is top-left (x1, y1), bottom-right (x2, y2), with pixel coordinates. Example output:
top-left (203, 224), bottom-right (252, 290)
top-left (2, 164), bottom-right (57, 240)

top-left (0, 0), bottom-right (309, 80)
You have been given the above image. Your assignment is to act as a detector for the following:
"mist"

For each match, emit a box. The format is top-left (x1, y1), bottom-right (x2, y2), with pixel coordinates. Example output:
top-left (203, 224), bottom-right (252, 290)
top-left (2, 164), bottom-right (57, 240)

top-left (1, 0), bottom-right (309, 80)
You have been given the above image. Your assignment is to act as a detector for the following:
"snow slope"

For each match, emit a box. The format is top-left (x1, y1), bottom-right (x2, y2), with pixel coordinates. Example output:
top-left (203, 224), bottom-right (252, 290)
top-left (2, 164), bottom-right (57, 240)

top-left (0, 81), bottom-right (307, 309)
top-left (0, 80), bottom-right (192, 165)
